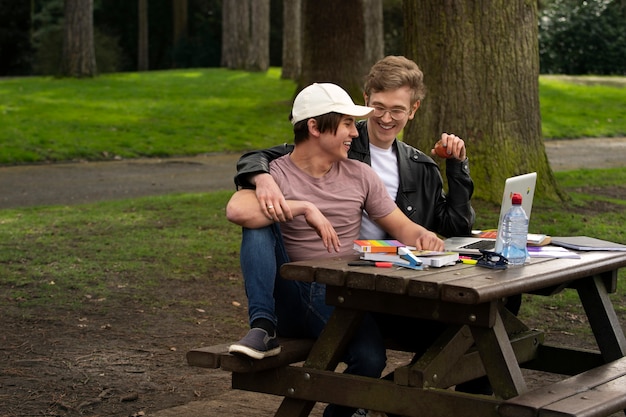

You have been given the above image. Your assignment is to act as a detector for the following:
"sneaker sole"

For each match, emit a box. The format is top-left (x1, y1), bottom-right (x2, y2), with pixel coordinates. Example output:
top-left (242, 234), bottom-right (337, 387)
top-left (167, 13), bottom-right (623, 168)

top-left (228, 344), bottom-right (281, 360)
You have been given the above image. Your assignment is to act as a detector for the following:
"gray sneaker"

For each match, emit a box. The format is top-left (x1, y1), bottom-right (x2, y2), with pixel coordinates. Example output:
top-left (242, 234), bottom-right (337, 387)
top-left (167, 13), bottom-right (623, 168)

top-left (228, 328), bottom-right (281, 359)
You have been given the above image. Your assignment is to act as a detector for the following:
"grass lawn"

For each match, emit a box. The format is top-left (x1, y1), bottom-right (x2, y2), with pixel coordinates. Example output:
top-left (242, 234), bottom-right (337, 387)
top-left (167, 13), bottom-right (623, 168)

top-left (540, 75), bottom-right (626, 139)
top-left (1, 70), bottom-right (625, 165)
top-left (0, 68), bottom-right (295, 164)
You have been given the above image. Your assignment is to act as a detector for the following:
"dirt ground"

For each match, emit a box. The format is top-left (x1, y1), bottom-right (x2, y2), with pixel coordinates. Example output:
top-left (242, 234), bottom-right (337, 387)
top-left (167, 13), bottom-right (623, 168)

top-left (1, 138), bottom-right (625, 417)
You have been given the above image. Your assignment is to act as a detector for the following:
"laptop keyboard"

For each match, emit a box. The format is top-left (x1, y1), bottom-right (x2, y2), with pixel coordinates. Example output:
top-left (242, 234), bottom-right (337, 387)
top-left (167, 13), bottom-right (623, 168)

top-left (461, 240), bottom-right (496, 250)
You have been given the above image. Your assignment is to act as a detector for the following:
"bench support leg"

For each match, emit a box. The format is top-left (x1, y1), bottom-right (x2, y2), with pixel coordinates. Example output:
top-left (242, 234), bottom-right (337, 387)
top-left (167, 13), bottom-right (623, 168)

top-left (470, 312), bottom-right (527, 399)
top-left (394, 325), bottom-right (473, 387)
top-left (273, 308), bottom-right (365, 417)
top-left (576, 272), bottom-right (626, 362)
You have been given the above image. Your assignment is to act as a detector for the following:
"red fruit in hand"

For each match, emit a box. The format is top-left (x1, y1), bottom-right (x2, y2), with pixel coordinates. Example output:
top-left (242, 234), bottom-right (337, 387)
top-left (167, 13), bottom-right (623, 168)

top-left (434, 143), bottom-right (451, 158)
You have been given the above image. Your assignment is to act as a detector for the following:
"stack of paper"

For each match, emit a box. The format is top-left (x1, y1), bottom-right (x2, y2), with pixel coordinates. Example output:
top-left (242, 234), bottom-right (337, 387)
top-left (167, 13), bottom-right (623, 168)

top-left (527, 246), bottom-right (581, 259)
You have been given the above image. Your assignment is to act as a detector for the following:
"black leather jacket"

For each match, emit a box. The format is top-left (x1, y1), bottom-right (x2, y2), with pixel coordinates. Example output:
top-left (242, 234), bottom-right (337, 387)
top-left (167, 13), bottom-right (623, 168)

top-left (234, 120), bottom-right (475, 238)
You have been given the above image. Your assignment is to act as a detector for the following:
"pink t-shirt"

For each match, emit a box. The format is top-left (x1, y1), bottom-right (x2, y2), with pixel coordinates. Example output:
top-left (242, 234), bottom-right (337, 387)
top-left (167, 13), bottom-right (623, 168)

top-left (270, 155), bottom-right (397, 261)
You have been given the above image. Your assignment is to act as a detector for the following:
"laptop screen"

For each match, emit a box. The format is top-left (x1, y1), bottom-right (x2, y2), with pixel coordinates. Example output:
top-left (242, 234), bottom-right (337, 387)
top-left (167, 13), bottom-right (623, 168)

top-left (494, 172), bottom-right (537, 252)
top-left (444, 172), bottom-right (537, 254)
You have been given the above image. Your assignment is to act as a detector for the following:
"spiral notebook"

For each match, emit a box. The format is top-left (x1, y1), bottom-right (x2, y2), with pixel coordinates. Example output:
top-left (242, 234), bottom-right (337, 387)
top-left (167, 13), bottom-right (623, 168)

top-left (444, 172), bottom-right (537, 255)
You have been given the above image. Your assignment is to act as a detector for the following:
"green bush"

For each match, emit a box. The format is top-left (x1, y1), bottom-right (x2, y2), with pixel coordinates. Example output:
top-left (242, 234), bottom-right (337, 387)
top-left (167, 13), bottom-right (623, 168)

top-left (539, 0), bottom-right (626, 75)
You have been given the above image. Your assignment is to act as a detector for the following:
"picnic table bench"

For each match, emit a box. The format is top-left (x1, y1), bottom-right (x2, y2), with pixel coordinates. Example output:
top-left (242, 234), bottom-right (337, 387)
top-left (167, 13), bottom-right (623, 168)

top-left (499, 356), bottom-right (626, 417)
top-left (188, 246), bottom-right (626, 417)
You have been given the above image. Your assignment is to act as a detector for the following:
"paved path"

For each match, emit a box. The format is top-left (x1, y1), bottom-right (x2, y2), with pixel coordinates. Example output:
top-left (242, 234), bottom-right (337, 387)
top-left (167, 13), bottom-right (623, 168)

top-left (0, 153), bottom-right (238, 209)
top-left (1, 138), bottom-right (625, 209)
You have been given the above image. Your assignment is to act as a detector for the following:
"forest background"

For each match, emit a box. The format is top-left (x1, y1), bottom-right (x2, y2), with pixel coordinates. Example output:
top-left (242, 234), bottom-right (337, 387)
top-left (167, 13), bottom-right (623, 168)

top-left (1, 0), bottom-right (626, 77)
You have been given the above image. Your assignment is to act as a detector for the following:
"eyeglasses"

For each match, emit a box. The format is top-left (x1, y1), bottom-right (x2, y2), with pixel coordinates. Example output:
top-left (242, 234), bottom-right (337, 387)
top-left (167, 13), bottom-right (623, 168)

top-left (371, 106), bottom-right (410, 121)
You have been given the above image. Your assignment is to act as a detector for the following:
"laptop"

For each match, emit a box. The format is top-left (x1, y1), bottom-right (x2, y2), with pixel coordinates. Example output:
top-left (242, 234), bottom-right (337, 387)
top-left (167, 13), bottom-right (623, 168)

top-left (444, 172), bottom-right (537, 255)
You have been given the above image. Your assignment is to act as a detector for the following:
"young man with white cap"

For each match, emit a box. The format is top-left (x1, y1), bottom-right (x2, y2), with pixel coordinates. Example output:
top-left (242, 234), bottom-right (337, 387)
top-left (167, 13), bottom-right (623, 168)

top-left (226, 82), bottom-right (444, 417)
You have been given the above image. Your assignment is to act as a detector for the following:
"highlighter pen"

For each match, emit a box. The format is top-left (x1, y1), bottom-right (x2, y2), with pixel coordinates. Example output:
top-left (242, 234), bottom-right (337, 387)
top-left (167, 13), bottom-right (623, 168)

top-left (459, 255), bottom-right (479, 265)
top-left (348, 261), bottom-right (393, 268)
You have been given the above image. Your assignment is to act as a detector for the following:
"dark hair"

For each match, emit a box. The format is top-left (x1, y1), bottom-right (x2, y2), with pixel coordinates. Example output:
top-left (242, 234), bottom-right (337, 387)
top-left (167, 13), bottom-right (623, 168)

top-left (291, 112), bottom-right (344, 144)
top-left (363, 55), bottom-right (427, 103)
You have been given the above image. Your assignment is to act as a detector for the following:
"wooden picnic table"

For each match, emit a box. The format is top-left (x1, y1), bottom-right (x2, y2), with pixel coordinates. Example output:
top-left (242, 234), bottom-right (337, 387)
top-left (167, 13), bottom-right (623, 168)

top-left (225, 249), bottom-right (626, 417)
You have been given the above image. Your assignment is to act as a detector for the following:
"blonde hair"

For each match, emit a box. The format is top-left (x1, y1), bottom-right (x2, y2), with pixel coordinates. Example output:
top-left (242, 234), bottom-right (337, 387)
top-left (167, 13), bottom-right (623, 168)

top-left (363, 55), bottom-right (426, 104)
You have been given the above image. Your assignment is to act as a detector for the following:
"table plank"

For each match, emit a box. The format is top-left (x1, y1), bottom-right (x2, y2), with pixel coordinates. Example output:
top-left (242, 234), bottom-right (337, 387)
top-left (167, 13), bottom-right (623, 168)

top-left (325, 286), bottom-right (497, 327)
top-left (405, 263), bottom-right (490, 298)
top-left (281, 253), bottom-right (626, 307)
top-left (440, 252), bottom-right (626, 304)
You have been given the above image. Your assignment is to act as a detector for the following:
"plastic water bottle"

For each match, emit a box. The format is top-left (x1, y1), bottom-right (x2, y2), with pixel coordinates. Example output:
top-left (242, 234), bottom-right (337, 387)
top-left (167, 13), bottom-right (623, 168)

top-left (497, 193), bottom-right (529, 267)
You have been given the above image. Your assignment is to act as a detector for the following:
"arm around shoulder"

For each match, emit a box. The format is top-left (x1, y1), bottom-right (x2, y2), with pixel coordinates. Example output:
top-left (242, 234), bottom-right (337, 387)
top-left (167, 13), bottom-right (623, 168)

top-left (235, 144), bottom-right (294, 188)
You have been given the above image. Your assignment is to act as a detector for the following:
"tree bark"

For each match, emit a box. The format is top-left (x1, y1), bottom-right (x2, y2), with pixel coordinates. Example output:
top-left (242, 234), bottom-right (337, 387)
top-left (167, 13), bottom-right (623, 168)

top-left (221, 0), bottom-right (270, 72)
top-left (403, 0), bottom-right (564, 203)
top-left (61, 0), bottom-right (97, 77)
top-left (363, 0), bottom-right (384, 70)
top-left (137, 0), bottom-right (149, 71)
top-left (299, 0), bottom-right (383, 100)
top-left (220, 0), bottom-right (242, 68)
top-left (281, 0), bottom-right (301, 80)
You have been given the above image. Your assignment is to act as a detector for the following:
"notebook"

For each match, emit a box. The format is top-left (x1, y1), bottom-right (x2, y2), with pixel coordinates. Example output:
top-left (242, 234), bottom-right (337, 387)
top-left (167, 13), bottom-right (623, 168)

top-left (444, 172), bottom-right (537, 255)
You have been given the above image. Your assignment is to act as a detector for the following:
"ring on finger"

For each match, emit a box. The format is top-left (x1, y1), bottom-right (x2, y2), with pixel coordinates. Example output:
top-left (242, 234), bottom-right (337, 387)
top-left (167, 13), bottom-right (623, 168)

top-left (267, 205), bottom-right (274, 209)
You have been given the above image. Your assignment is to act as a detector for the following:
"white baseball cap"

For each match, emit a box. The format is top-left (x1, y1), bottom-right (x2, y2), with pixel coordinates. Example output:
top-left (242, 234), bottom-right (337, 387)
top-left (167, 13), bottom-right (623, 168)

top-left (290, 83), bottom-right (374, 125)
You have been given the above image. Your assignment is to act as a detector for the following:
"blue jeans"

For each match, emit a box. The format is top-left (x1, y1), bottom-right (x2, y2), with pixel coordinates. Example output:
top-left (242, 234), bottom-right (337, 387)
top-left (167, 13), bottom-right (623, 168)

top-left (239, 225), bottom-right (387, 380)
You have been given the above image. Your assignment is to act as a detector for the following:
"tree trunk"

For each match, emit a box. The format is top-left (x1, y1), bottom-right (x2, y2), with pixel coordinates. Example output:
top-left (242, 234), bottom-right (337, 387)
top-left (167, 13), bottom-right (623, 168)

top-left (299, 0), bottom-right (383, 100)
top-left (363, 0), bottom-right (384, 70)
top-left (137, 0), bottom-right (149, 71)
top-left (249, 0), bottom-right (270, 71)
top-left (403, 0), bottom-right (564, 203)
top-left (172, 0), bottom-right (188, 46)
top-left (281, 0), bottom-right (301, 80)
top-left (221, 0), bottom-right (242, 68)
top-left (60, 0), bottom-right (96, 77)
top-left (221, 0), bottom-right (270, 72)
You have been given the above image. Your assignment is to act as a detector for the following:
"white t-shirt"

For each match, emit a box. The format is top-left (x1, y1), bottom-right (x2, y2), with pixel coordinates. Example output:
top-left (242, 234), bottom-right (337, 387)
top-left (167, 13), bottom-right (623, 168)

top-left (359, 143), bottom-right (399, 239)
top-left (270, 155), bottom-right (397, 262)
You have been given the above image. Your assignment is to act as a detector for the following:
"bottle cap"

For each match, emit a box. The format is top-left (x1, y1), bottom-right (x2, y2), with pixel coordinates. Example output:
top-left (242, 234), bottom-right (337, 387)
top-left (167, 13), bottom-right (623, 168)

top-left (511, 193), bottom-right (522, 205)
